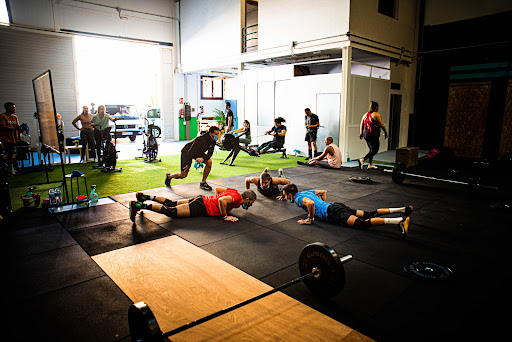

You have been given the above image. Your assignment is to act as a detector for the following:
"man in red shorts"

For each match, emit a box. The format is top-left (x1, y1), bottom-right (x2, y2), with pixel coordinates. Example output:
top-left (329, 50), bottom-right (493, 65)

top-left (129, 187), bottom-right (257, 223)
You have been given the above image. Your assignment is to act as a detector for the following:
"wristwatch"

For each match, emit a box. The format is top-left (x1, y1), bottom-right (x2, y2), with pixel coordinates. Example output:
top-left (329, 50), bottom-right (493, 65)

top-left (305, 216), bottom-right (314, 223)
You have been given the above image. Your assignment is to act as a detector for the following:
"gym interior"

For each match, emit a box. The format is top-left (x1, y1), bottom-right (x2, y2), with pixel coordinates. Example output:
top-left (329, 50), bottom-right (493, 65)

top-left (2, 1), bottom-right (512, 341)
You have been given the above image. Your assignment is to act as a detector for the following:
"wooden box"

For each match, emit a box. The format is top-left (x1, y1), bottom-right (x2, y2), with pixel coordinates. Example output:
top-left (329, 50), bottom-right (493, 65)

top-left (396, 147), bottom-right (419, 167)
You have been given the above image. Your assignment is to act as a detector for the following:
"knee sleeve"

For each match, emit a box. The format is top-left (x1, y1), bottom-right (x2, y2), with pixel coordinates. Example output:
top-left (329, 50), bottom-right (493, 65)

top-left (362, 210), bottom-right (378, 219)
top-left (163, 199), bottom-right (177, 207)
top-left (353, 218), bottom-right (372, 229)
top-left (159, 206), bottom-right (177, 218)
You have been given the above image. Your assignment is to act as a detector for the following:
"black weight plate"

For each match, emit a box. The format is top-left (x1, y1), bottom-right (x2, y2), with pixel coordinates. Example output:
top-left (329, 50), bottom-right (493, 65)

top-left (392, 162), bottom-right (407, 184)
top-left (349, 176), bottom-right (372, 183)
top-left (128, 302), bottom-right (164, 342)
top-left (403, 261), bottom-right (453, 280)
top-left (299, 243), bottom-right (345, 298)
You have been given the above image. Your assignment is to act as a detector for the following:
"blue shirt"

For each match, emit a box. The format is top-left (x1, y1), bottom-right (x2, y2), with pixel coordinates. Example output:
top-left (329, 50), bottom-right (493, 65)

top-left (294, 190), bottom-right (332, 221)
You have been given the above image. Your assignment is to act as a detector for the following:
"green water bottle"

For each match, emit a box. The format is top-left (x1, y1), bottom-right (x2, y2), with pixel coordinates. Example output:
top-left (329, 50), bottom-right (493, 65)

top-left (90, 185), bottom-right (99, 204)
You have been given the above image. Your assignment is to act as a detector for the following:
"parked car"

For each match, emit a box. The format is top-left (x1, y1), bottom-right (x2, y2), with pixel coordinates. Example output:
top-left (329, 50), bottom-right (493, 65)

top-left (144, 107), bottom-right (162, 138)
top-left (106, 105), bottom-right (142, 141)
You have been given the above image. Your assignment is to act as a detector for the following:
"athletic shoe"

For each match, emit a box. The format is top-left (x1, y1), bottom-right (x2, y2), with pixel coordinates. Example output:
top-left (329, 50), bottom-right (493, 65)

top-left (263, 167), bottom-right (270, 173)
top-left (297, 161), bottom-right (307, 165)
top-left (367, 164), bottom-right (378, 169)
top-left (136, 192), bottom-right (146, 203)
top-left (404, 205), bottom-right (413, 217)
top-left (200, 182), bottom-right (212, 191)
top-left (358, 158), bottom-right (364, 169)
top-left (278, 168), bottom-right (285, 179)
top-left (164, 173), bottom-right (171, 187)
top-left (129, 201), bottom-right (139, 222)
top-left (399, 216), bottom-right (410, 238)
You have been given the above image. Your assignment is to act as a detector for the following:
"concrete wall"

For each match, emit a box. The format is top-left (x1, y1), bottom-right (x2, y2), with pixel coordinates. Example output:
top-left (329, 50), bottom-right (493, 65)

top-left (258, 0), bottom-right (350, 50)
top-left (424, 0), bottom-right (512, 26)
top-left (178, 0), bottom-right (241, 72)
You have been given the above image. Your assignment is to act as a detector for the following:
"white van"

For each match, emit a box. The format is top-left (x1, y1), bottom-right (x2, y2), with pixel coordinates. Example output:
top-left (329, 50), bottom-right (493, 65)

top-left (106, 105), bottom-right (142, 141)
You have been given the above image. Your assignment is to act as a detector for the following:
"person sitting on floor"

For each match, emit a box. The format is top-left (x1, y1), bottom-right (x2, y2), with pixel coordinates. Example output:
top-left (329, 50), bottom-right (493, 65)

top-left (130, 187), bottom-right (256, 223)
top-left (254, 117), bottom-right (286, 155)
top-left (245, 168), bottom-right (290, 200)
top-left (297, 136), bottom-right (342, 169)
top-left (282, 183), bottom-right (412, 236)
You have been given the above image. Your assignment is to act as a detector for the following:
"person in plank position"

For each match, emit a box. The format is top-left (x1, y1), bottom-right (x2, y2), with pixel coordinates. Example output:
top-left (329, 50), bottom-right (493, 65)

top-left (130, 187), bottom-right (257, 223)
top-left (245, 168), bottom-right (290, 200)
top-left (282, 184), bottom-right (412, 236)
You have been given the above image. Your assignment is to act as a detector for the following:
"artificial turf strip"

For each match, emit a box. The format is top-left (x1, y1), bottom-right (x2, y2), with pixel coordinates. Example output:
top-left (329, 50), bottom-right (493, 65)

top-left (8, 150), bottom-right (302, 212)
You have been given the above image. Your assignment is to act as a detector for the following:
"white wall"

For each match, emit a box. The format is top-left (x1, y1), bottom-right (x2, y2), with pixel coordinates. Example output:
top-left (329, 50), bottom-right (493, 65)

top-left (9, 0), bottom-right (175, 43)
top-left (424, 0), bottom-right (512, 26)
top-left (349, 0), bottom-right (419, 53)
top-left (258, 0), bottom-right (350, 51)
top-left (178, 0), bottom-right (241, 72)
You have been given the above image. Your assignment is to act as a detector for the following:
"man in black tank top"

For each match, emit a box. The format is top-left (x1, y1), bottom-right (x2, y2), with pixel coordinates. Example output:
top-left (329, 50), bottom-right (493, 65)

top-left (245, 169), bottom-right (290, 200)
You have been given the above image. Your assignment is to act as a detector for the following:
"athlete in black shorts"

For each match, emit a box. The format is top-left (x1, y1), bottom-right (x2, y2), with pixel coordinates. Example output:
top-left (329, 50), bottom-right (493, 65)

top-left (304, 108), bottom-right (319, 160)
top-left (165, 126), bottom-right (220, 190)
top-left (282, 184), bottom-right (413, 237)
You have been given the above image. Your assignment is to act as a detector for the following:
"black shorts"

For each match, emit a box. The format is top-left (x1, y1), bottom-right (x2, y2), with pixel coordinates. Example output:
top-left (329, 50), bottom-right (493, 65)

top-left (305, 130), bottom-right (317, 142)
top-left (327, 203), bottom-right (357, 227)
top-left (181, 153), bottom-right (192, 171)
top-left (188, 195), bottom-right (207, 217)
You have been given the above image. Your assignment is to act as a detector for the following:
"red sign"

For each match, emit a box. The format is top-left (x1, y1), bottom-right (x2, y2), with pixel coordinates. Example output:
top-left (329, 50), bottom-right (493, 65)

top-left (179, 98), bottom-right (183, 104)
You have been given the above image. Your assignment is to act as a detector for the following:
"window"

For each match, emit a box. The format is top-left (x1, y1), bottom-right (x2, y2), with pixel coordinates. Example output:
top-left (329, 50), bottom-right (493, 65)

top-left (201, 76), bottom-right (223, 99)
top-left (1, 0), bottom-right (10, 26)
top-left (378, 0), bottom-right (397, 19)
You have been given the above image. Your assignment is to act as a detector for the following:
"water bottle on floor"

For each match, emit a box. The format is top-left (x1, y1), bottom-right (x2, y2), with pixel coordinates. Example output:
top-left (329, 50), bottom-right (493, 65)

top-left (48, 187), bottom-right (55, 204)
top-left (90, 185), bottom-right (99, 204)
top-left (55, 186), bottom-right (61, 205)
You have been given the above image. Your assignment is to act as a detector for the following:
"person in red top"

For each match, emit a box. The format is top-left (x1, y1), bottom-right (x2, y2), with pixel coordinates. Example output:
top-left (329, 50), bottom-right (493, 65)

top-left (129, 187), bottom-right (257, 223)
top-left (358, 101), bottom-right (388, 169)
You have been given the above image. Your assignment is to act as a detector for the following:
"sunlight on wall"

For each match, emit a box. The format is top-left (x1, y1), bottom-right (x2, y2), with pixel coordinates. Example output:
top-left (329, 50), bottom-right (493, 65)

top-left (74, 36), bottom-right (160, 113)
top-left (1, 0), bottom-right (9, 25)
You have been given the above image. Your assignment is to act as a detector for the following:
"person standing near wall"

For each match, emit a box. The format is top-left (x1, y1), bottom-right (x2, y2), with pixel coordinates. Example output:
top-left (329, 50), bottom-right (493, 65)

top-left (304, 108), bottom-right (320, 160)
top-left (91, 105), bottom-right (117, 165)
top-left (225, 102), bottom-right (234, 132)
top-left (359, 101), bottom-right (388, 169)
top-left (90, 102), bottom-right (97, 114)
top-left (0, 102), bottom-right (20, 175)
top-left (72, 105), bottom-right (96, 163)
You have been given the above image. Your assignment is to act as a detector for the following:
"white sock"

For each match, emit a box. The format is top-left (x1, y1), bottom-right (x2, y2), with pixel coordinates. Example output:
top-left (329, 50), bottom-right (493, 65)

top-left (388, 207), bottom-right (405, 214)
top-left (384, 217), bottom-right (403, 225)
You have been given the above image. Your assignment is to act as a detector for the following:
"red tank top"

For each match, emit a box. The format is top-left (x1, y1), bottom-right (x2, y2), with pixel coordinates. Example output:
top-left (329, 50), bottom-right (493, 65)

top-left (363, 112), bottom-right (380, 137)
top-left (202, 188), bottom-right (242, 216)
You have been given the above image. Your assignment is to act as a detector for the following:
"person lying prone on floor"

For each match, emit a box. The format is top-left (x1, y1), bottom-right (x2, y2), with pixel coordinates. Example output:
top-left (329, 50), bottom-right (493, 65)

top-left (130, 187), bottom-right (257, 222)
top-left (282, 184), bottom-right (412, 236)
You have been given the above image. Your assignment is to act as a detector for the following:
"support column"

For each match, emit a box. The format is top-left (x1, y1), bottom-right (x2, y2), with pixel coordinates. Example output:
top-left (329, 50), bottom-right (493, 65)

top-left (340, 45), bottom-right (352, 162)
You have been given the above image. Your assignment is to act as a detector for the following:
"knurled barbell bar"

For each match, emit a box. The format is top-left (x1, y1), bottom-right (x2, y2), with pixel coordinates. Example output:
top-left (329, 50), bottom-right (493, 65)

top-left (128, 242), bottom-right (353, 342)
top-left (385, 162), bottom-right (498, 190)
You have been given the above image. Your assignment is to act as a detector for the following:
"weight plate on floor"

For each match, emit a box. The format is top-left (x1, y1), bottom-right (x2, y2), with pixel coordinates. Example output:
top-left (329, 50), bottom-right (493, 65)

top-left (299, 243), bottom-right (345, 298)
top-left (349, 176), bottom-right (372, 183)
top-left (403, 261), bottom-right (453, 280)
top-left (128, 302), bottom-right (164, 342)
top-left (392, 162), bottom-right (407, 184)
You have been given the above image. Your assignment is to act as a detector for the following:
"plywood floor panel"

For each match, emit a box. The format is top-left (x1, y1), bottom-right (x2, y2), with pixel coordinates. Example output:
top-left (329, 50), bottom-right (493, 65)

top-left (92, 235), bottom-right (373, 341)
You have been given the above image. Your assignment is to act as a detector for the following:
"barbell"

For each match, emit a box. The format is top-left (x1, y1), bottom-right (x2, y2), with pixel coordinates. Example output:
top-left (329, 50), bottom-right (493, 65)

top-left (128, 242), bottom-right (353, 342)
top-left (385, 162), bottom-right (498, 190)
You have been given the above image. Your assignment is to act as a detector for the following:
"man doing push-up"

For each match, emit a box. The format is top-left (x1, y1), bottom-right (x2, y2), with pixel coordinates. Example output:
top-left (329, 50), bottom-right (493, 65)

top-left (282, 184), bottom-right (412, 236)
top-left (130, 187), bottom-right (257, 223)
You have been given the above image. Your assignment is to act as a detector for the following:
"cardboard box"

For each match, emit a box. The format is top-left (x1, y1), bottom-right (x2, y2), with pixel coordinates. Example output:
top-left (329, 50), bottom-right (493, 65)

top-left (396, 147), bottom-right (419, 167)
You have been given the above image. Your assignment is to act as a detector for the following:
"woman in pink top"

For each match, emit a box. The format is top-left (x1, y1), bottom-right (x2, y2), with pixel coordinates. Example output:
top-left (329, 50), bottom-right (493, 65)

top-left (297, 137), bottom-right (342, 169)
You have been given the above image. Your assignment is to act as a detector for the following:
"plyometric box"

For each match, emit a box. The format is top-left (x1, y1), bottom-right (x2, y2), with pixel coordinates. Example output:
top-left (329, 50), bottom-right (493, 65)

top-left (396, 147), bottom-right (419, 167)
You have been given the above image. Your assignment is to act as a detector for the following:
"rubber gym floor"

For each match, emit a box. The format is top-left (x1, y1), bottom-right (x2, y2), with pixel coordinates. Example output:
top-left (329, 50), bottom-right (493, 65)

top-left (4, 165), bottom-right (510, 341)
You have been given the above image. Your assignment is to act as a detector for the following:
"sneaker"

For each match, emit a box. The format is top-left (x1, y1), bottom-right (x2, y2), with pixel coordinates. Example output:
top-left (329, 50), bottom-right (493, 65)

top-left (297, 161), bottom-right (307, 165)
top-left (399, 216), bottom-right (410, 238)
top-left (129, 201), bottom-right (140, 222)
top-left (200, 182), bottom-right (212, 191)
top-left (263, 167), bottom-right (270, 173)
top-left (367, 164), bottom-right (378, 169)
top-left (358, 158), bottom-right (364, 169)
top-left (136, 192), bottom-right (146, 202)
top-left (404, 205), bottom-right (413, 217)
top-left (164, 173), bottom-right (171, 187)
top-left (278, 168), bottom-right (285, 179)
